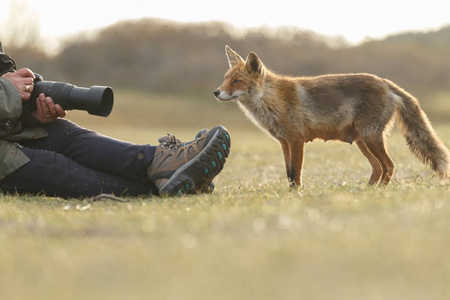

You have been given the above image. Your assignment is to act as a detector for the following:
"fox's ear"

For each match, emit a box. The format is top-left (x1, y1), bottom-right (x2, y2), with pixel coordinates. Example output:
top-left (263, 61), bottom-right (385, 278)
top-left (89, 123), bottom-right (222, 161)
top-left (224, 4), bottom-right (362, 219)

top-left (225, 45), bottom-right (244, 67)
top-left (245, 52), bottom-right (264, 75)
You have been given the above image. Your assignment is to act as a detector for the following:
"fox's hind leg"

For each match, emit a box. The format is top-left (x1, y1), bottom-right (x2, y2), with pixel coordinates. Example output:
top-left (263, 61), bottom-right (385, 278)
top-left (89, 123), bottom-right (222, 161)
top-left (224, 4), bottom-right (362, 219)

top-left (356, 140), bottom-right (383, 185)
top-left (359, 135), bottom-right (395, 185)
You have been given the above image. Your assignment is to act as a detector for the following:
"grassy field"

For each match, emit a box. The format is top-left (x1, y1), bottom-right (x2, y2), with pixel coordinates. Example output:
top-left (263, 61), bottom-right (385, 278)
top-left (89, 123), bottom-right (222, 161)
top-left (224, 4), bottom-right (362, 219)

top-left (1, 90), bottom-right (450, 300)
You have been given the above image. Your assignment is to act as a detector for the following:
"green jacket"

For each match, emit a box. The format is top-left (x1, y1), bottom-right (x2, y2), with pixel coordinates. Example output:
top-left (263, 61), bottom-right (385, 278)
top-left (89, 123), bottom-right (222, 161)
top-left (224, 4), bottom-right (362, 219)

top-left (0, 78), bottom-right (48, 180)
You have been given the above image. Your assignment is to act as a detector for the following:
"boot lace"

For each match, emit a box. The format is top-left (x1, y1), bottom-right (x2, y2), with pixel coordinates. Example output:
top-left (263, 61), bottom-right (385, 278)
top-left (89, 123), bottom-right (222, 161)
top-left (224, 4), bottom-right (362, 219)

top-left (159, 134), bottom-right (181, 150)
top-left (159, 134), bottom-right (200, 151)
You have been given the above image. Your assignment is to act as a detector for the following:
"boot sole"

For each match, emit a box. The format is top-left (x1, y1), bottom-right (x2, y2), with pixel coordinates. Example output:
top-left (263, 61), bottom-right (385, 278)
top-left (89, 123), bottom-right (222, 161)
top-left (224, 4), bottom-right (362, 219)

top-left (159, 125), bottom-right (231, 196)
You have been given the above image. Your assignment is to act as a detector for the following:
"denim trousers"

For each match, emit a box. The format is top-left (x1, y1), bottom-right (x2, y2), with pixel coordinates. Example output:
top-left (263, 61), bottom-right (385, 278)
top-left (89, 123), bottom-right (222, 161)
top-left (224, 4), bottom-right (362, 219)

top-left (0, 119), bottom-right (158, 198)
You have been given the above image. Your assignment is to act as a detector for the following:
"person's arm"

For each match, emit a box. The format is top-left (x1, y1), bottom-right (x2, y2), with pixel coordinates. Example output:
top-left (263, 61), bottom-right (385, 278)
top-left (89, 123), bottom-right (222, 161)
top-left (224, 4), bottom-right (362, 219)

top-left (0, 68), bottom-right (66, 127)
top-left (0, 77), bottom-right (24, 137)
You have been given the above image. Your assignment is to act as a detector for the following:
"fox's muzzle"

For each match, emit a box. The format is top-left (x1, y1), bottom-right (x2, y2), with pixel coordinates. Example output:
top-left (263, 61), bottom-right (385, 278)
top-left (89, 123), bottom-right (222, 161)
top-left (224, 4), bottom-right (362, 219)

top-left (213, 89), bottom-right (239, 101)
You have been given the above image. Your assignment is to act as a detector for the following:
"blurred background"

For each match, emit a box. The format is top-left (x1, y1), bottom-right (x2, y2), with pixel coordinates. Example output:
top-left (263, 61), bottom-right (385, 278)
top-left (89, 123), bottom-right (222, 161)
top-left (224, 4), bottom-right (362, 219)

top-left (2, 3), bottom-right (450, 299)
top-left (1, 0), bottom-right (449, 141)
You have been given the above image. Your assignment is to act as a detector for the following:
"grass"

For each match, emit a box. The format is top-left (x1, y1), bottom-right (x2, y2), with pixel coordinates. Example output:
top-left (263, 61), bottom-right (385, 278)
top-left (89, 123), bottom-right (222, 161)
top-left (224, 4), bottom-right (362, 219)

top-left (1, 90), bottom-right (450, 300)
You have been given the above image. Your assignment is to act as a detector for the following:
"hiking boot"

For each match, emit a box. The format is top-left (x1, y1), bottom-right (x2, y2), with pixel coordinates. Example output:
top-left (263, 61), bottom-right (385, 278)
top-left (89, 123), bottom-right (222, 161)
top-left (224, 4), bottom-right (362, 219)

top-left (147, 126), bottom-right (230, 196)
top-left (153, 128), bottom-right (215, 194)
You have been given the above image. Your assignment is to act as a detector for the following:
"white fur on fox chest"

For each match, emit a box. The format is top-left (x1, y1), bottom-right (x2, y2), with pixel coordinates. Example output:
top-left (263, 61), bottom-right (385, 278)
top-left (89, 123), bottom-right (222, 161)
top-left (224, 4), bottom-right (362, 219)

top-left (237, 94), bottom-right (289, 139)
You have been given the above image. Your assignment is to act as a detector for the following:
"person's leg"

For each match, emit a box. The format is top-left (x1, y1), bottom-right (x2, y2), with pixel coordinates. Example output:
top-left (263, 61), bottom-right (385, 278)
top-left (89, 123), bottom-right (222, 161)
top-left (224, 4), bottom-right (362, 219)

top-left (0, 147), bottom-right (156, 198)
top-left (17, 119), bottom-right (231, 196)
top-left (19, 119), bottom-right (156, 182)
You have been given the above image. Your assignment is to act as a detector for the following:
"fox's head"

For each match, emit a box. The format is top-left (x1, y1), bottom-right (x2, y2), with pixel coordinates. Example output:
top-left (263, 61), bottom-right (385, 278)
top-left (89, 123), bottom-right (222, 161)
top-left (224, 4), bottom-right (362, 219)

top-left (214, 46), bottom-right (266, 103)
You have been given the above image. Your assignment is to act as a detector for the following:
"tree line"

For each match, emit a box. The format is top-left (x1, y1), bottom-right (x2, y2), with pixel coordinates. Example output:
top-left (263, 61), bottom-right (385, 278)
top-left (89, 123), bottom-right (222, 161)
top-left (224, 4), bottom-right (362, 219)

top-left (4, 18), bottom-right (450, 100)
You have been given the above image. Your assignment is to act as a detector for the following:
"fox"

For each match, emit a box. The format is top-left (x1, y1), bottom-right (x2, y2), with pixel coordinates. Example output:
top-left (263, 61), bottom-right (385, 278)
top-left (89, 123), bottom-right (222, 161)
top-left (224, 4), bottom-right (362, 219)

top-left (213, 45), bottom-right (450, 187)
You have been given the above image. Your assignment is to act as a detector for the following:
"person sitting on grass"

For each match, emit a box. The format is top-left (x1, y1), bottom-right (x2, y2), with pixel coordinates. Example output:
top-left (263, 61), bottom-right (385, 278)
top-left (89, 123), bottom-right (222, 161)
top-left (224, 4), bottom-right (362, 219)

top-left (0, 61), bottom-right (230, 198)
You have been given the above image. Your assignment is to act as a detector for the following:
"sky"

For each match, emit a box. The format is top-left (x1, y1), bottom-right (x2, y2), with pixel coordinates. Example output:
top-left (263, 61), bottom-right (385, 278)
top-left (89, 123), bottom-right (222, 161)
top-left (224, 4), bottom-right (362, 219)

top-left (1, 0), bottom-right (449, 51)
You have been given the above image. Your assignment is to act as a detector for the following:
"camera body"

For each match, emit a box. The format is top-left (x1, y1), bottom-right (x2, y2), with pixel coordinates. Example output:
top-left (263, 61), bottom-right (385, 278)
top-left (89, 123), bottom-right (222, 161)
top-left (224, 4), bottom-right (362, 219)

top-left (28, 73), bottom-right (114, 117)
top-left (1, 44), bottom-right (113, 117)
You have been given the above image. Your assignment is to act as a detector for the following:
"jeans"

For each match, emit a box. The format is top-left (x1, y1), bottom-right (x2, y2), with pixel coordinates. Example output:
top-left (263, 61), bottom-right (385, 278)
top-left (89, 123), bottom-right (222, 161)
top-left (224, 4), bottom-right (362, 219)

top-left (0, 119), bottom-right (158, 198)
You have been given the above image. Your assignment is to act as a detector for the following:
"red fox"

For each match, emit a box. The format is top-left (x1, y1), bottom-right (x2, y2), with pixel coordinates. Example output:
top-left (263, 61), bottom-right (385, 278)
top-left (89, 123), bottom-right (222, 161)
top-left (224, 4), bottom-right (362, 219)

top-left (214, 45), bottom-right (450, 187)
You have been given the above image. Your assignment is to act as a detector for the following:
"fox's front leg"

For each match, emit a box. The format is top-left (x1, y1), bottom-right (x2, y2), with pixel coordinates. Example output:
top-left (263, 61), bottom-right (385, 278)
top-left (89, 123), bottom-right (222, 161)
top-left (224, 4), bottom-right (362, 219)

top-left (288, 136), bottom-right (305, 188)
top-left (279, 138), bottom-right (291, 180)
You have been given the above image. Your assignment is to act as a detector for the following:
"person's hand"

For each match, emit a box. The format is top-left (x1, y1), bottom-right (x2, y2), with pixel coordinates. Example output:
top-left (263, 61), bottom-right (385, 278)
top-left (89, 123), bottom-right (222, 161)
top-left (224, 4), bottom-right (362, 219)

top-left (32, 93), bottom-right (66, 123)
top-left (0, 68), bottom-right (35, 101)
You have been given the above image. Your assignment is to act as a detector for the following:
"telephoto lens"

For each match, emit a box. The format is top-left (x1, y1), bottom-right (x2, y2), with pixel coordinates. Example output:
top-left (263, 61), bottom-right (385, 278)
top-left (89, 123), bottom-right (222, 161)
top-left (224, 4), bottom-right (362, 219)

top-left (30, 73), bottom-right (114, 117)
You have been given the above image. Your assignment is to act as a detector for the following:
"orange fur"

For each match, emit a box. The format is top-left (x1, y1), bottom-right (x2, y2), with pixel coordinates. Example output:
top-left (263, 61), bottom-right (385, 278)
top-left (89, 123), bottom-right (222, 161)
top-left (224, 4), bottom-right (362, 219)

top-left (214, 46), bottom-right (450, 187)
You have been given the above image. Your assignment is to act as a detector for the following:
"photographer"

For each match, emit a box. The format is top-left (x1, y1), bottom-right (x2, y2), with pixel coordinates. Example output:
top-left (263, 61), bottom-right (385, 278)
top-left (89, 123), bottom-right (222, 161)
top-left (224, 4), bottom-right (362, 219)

top-left (0, 51), bottom-right (230, 198)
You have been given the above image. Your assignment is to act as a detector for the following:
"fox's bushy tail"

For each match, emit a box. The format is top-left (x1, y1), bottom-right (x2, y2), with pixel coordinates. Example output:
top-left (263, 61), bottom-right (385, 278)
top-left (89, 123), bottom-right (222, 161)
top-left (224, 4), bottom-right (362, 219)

top-left (386, 79), bottom-right (450, 179)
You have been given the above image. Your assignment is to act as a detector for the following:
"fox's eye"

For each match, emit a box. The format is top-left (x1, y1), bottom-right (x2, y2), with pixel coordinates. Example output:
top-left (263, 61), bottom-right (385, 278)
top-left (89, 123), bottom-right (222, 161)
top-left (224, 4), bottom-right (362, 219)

top-left (233, 79), bottom-right (241, 84)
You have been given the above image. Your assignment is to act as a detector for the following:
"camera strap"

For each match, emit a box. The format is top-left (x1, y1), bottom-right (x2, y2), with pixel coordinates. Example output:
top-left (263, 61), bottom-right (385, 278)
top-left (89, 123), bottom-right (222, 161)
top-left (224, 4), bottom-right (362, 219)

top-left (0, 43), bottom-right (17, 76)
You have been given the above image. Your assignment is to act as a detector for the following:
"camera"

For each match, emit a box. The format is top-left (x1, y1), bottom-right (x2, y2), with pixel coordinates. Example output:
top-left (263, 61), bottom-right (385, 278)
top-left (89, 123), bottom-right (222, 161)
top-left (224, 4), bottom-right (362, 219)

top-left (27, 73), bottom-right (114, 117)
